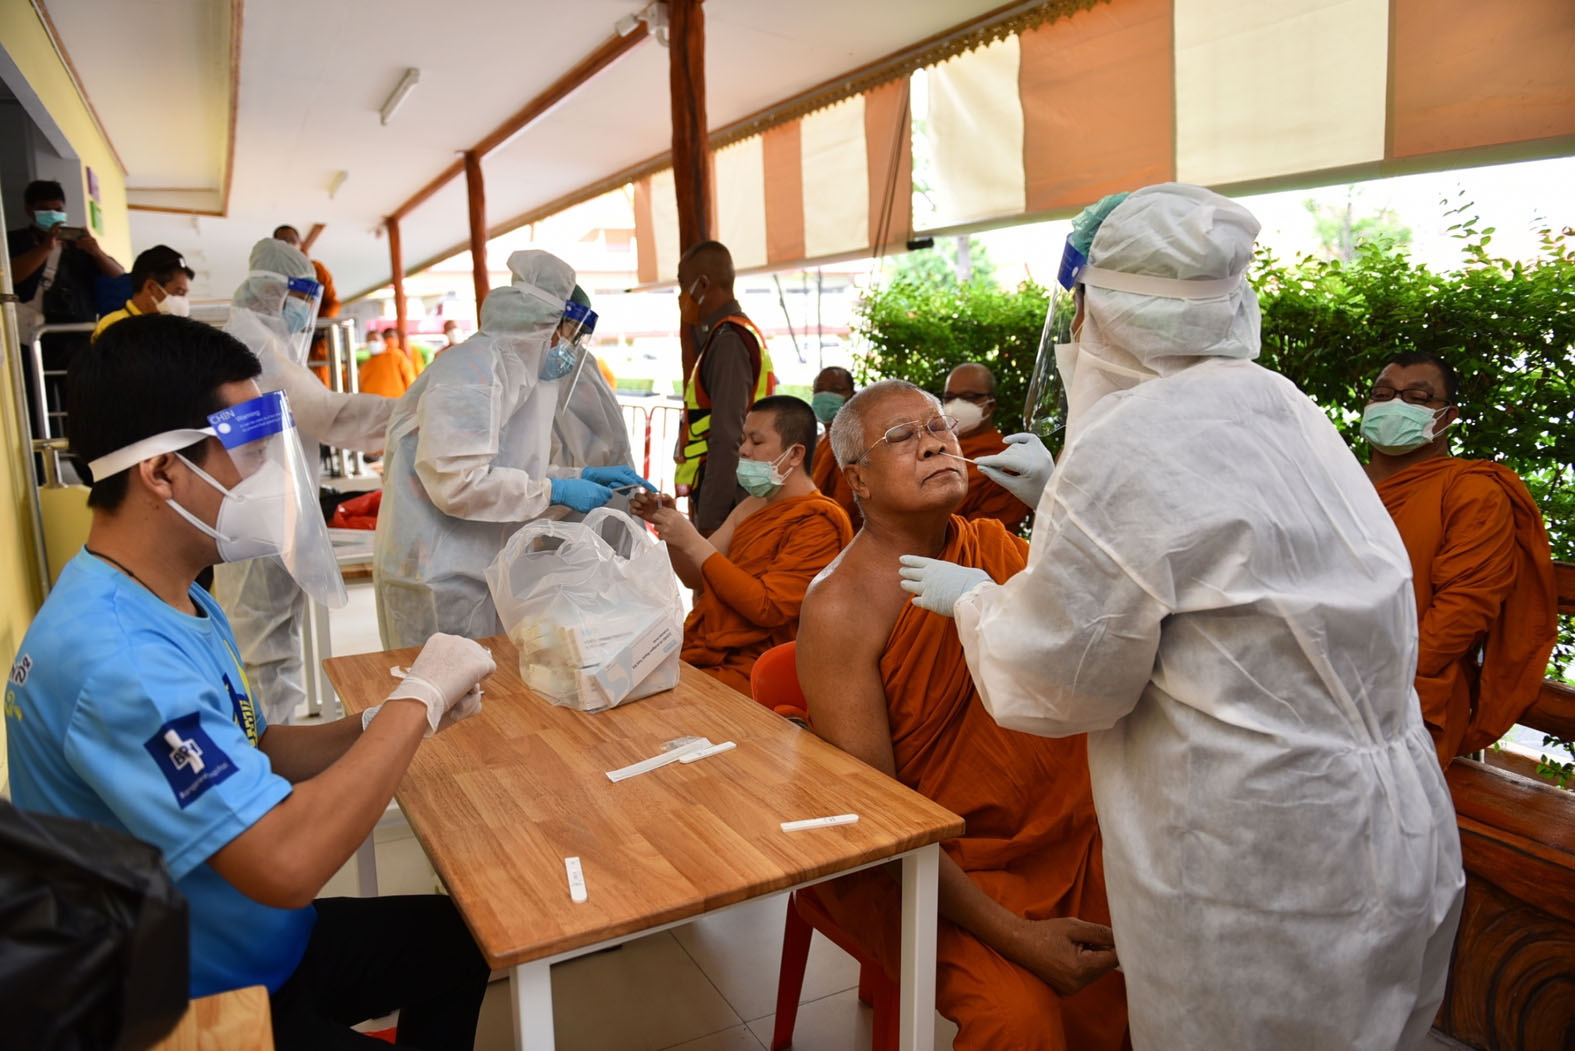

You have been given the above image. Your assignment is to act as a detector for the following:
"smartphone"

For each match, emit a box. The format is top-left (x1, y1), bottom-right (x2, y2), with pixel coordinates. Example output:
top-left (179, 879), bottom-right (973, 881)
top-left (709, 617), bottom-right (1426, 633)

top-left (54, 225), bottom-right (87, 241)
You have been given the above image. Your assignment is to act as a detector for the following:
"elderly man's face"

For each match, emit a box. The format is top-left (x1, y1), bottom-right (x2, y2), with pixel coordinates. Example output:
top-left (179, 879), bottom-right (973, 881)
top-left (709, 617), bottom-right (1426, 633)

top-left (847, 390), bottom-right (967, 514)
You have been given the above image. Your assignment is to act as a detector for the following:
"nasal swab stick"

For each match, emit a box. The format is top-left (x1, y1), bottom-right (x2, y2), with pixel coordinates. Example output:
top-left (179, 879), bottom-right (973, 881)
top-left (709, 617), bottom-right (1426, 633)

top-left (938, 451), bottom-right (981, 465)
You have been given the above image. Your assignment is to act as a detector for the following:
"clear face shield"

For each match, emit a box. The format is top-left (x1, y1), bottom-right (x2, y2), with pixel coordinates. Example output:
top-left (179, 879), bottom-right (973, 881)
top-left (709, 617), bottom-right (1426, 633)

top-left (86, 390), bottom-right (348, 609)
top-left (248, 271), bottom-right (324, 362)
top-left (1022, 239), bottom-right (1087, 439)
top-left (544, 299), bottom-right (600, 397)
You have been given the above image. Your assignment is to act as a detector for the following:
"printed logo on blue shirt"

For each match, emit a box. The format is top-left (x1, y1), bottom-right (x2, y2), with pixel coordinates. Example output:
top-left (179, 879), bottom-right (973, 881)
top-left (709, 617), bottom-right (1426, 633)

top-left (8, 654), bottom-right (30, 686)
top-left (143, 712), bottom-right (236, 808)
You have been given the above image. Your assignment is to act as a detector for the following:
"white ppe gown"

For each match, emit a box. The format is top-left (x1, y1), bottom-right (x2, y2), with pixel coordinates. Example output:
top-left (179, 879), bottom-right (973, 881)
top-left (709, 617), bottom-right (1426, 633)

top-left (374, 251), bottom-right (579, 649)
top-left (551, 355), bottom-right (633, 470)
top-left (213, 307), bottom-right (392, 725)
top-left (954, 185), bottom-right (1463, 1050)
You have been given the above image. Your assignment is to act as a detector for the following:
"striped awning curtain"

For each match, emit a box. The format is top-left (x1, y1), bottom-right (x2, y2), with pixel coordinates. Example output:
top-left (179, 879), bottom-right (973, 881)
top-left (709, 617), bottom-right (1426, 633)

top-left (633, 0), bottom-right (1573, 280)
top-left (633, 78), bottom-right (912, 283)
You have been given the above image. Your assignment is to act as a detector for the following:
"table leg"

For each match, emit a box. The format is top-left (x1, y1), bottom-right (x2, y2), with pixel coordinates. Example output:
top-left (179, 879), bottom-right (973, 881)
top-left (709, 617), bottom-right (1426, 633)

top-left (898, 843), bottom-right (939, 1051)
top-left (355, 834), bottom-right (379, 897)
top-left (510, 961), bottom-right (554, 1051)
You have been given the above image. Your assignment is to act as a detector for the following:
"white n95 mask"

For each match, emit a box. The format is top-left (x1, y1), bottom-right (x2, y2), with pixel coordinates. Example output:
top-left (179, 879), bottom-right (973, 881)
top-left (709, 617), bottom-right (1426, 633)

top-left (942, 398), bottom-right (986, 433)
top-left (168, 457), bottom-right (291, 562)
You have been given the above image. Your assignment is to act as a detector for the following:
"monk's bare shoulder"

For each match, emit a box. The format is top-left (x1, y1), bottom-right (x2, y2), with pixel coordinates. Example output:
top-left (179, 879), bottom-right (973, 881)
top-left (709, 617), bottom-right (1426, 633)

top-left (803, 534), bottom-right (907, 650)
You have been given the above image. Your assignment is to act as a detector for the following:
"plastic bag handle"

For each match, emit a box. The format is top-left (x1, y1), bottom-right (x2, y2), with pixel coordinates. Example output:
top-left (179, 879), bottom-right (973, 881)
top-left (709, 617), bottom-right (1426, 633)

top-left (580, 507), bottom-right (655, 559)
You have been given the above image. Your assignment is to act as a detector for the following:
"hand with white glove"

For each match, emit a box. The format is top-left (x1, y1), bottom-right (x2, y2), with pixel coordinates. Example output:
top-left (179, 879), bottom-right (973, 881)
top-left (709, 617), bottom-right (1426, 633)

top-left (581, 465), bottom-right (655, 492)
top-left (362, 683), bottom-right (484, 736)
top-left (379, 633), bottom-right (496, 736)
top-left (897, 555), bottom-right (993, 617)
top-left (549, 476), bottom-right (614, 513)
top-left (976, 432), bottom-right (1055, 508)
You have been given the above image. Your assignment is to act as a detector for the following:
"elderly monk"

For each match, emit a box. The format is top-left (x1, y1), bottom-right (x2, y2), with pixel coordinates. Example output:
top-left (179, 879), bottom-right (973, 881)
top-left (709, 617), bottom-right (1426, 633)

top-left (942, 363), bottom-right (1031, 533)
top-left (633, 395), bottom-right (852, 694)
top-left (809, 366), bottom-right (861, 529)
top-left (796, 379), bottom-right (1127, 1050)
top-left (1360, 351), bottom-right (1557, 765)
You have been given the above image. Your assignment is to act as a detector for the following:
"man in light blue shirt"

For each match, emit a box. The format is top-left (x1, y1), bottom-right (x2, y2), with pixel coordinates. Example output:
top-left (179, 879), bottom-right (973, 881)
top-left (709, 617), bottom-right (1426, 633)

top-left (6, 314), bottom-right (496, 1048)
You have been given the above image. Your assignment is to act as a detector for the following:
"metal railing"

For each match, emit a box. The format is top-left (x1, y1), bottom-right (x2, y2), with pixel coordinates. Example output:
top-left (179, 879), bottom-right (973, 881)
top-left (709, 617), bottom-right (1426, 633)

top-left (619, 399), bottom-right (683, 493)
top-left (26, 321), bottom-right (96, 442)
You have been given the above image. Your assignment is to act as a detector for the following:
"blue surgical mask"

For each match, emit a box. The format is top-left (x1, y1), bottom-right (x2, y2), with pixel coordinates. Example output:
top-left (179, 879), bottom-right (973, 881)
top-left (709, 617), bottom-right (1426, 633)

top-left (281, 297), bottom-right (314, 335)
top-left (1361, 400), bottom-right (1450, 455)
top-left (33, 209), bottom-right (67, 231)
top-left (539, 340), bottom-right (577, 381)
top-left (736, 449), bottom-right (794, 499)
top-left (811, 392), bottom-right (845, 425)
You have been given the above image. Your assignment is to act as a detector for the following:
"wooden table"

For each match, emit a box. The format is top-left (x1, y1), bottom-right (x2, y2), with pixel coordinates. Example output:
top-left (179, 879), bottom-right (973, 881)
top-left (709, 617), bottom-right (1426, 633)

top-left (325, 638), bottom-right (963, 1051)
top-left (151, 985), bottom-right (272, 1050)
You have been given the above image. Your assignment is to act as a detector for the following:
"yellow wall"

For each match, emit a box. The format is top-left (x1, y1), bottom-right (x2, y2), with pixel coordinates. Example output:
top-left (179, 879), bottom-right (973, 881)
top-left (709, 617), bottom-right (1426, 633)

top-left (1, 0), bottom-right (132, 790)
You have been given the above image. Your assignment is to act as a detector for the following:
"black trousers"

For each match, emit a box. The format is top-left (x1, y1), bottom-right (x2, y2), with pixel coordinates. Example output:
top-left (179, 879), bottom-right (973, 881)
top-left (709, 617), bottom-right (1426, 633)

top-left (269, 895), bottom-right (490, 1050)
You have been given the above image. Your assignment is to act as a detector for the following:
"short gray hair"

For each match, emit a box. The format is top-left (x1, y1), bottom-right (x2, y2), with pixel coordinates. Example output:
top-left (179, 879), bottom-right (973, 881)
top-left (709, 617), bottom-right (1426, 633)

top-left (829, 379), bottom-right (941, 467)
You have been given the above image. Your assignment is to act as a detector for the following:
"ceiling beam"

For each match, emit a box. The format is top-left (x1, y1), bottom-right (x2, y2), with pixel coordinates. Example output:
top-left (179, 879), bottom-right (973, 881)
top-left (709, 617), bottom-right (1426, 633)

top-left (387, 21), bottom-right (651, 224)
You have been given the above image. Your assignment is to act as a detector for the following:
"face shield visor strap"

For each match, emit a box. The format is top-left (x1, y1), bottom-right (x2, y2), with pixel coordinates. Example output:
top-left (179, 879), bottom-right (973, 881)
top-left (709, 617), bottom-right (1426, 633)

top-left (85, 427), bottom-right (218, 481)
top-left (207, 391), bottom-right (348, 609)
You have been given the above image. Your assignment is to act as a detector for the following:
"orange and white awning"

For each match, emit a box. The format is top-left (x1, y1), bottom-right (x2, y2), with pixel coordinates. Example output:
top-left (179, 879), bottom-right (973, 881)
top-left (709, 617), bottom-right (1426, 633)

top-left (632, 0), bottom-right (1573, 282)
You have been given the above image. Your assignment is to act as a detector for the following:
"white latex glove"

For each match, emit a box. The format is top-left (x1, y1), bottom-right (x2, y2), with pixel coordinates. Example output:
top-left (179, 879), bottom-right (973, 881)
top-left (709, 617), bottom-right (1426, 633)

top-left (897, 555), bottom-right (993, 617)
top-left (362, 684), bottom-right (483, 736)
top-left (380, 633), bottom-right (496, 736)
top-left (976, 432), bottom-right (1055, 508)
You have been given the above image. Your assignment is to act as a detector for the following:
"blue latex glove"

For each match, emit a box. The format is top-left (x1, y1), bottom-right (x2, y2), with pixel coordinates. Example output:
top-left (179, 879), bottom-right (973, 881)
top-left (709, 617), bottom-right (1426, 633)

top-left (976, 432), bottom-right (1055, 508)
top-left (897, 555), bottom-right (993, 617)
top-left (549, 477), bottom-right (614, 513)
top-left (581, 465), bottom-right (656, 492)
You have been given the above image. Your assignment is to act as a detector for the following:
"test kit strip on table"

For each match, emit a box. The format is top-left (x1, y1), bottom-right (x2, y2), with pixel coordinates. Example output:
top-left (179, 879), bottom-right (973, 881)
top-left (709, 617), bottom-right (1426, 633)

top-left (781, 813), bottom-right (860, 832)
top-left (679, 740), bottom-right (736, 763)
top-left (606, 737), bottom-right (713, 782)
top-left (564, 856), bottom-right (587, 903)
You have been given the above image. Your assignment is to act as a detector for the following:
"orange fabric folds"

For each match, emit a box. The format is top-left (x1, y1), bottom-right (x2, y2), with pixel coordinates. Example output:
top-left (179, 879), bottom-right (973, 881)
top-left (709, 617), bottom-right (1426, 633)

top-left (955, 426), bottom-right (1030, 533)
top-left (682, 492), bottom-right (852, 694)
top-left (1378, 458), bottom-right (1557, 760)
top-left (807, 517), bottom-right (1126, 1050)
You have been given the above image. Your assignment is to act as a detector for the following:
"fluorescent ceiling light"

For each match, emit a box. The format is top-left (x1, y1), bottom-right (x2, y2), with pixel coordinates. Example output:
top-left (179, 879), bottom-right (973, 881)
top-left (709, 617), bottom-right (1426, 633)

top-left (380, 68), bottom-right (420, 126)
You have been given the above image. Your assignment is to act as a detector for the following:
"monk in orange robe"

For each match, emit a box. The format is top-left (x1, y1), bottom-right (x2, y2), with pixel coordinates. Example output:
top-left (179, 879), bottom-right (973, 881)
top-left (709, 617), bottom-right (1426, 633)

top-left (943, 362), bottom-right (1030, 533)
top-left (797, 379), bottom-right (1128, 1050)
top-left (632, 395), bottom-right (852, 694)
top-left (1362, 353), bottom-right (1557, 765)
top-left (358, 330), bottom-right (418, 398)
top-left (810, 366), bottom-right (861, 529)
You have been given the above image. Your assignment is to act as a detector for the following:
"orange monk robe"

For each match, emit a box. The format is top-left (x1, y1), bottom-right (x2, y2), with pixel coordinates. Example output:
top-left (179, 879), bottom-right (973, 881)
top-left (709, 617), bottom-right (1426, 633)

top-left (955, 425), bottom-right (1030, 533)
top-left (682, 492), bottom-right (852, 695)
top-left (309, 259), bottom-right (341, 386)
top-left (358, 347), bottom-right (416, 399)
top-left (806, 517), bottom-right (1127, 1051)
top-left (1378, 458), bottom-right (1557, 763)
top-left (810, 434), bottom-right (861, 531)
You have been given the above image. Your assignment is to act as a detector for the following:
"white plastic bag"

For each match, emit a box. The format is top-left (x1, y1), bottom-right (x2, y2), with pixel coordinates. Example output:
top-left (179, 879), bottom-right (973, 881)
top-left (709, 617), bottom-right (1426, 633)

top-left (485, 508), bottom-right (684, 712)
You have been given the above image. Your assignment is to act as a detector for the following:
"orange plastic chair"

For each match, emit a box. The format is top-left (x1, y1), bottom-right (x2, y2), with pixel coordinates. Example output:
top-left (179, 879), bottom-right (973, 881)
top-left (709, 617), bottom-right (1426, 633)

top-left (749, 641), bottom-right (809, 724)
top-left (751, 642), bottom-right (899, 1050)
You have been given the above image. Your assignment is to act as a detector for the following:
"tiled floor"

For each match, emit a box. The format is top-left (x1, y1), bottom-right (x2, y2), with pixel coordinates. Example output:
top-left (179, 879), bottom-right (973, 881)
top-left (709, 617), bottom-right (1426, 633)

top-left (314, 580), bottom-right (1464, 1051)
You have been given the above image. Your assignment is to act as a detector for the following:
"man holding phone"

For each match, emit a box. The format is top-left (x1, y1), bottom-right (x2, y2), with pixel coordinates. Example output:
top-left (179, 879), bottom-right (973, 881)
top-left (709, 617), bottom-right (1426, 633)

top-left (8, 179), bottom-right (124, 438)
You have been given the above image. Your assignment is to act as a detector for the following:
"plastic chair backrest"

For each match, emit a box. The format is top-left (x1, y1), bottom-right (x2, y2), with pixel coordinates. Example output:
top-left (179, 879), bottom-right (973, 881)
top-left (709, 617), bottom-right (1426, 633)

top-left (750, 641), bottom-right (807, 719)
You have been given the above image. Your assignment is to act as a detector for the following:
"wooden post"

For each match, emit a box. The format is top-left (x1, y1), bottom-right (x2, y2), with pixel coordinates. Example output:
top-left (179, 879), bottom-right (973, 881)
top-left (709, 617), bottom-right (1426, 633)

top-left (668, 0), bottom-right (710, 251)
top-left (387, 216), bottom-right (407, 342)
top-left (464, 150), bottom-right (489, 313)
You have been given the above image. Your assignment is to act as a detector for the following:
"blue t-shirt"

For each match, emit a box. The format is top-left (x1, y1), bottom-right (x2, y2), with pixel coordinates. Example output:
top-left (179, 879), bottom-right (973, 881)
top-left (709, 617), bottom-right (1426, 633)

top-left (5, 551), bottom-right (316, 996)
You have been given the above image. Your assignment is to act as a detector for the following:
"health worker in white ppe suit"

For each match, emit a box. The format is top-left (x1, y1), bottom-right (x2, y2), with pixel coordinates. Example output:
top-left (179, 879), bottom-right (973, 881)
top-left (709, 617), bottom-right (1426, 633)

top-left (214, 239), bottom-right (394, 725)
top-left (898, 183), bottom-right (1464, 1051)
top-left (374, 250), bottom-right (653, 649)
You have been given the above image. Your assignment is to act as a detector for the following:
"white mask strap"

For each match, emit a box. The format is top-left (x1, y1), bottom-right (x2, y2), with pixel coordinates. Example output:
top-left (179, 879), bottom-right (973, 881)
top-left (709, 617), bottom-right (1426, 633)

top-left (1078, 264), bottom-right (1245, 300)
top-left (86, 428), bottom-right (216, 479)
